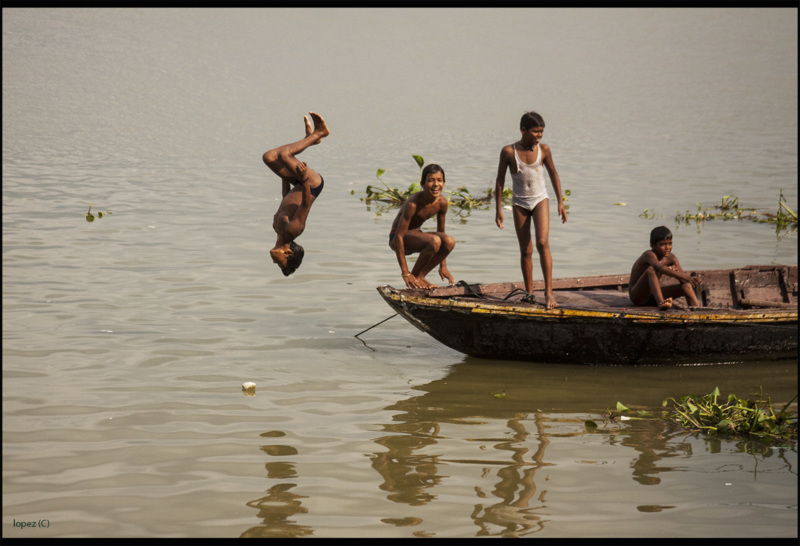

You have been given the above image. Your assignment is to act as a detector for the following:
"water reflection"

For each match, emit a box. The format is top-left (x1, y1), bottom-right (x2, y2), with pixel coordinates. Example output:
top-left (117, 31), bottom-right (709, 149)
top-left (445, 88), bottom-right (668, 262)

top-left (366, 359), bottom-right (797, 537)
top-left (368, 362), bottom-right (562, 537)
top-left (371, 423), bottom-right (443, 506)
top-left (241, 431), bottom-right (314, 539)
top-left (468, 414), bottom-right (549, 536)
top-left (370, 409), bottom-right (550, 537)
top-left (239, 359), bottom-right (796, 538)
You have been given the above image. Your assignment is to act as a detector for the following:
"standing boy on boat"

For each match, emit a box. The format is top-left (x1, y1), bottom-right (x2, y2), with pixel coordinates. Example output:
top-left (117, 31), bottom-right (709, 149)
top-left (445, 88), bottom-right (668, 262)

top-left (495, 111), bottom-right (567, 309)
top-left (389, 164), bottom-right (455, 290)
top-left (263, 112), bottom-right (330, 276)
top-left (628, 226), bottom-right (702, 310)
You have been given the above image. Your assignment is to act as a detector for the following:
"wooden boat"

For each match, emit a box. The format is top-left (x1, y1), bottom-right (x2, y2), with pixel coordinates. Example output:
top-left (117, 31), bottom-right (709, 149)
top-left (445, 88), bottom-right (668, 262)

top-left (376, 265), bottom-right (798, 365)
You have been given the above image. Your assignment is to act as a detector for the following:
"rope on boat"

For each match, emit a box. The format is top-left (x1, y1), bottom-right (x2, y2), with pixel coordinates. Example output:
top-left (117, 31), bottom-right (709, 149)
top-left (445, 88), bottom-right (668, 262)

top-left (455, 280), bottom-right (485, 298)
top-left (503, 288), bottom-right (529, 301)
top-left (354, 313), bottom-right (398, 339)
top-left (454, 281), bottom-right (534, 302)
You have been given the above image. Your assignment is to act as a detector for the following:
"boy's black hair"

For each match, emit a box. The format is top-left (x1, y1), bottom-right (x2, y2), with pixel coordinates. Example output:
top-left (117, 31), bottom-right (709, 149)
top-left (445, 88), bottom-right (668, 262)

top-left (281, 241), bottom-right (304, 276)
top-left (650, 225), bottom-right (673, 246)
top-left (520, 111), bottom-right (545, 131)
top-left (420, 163), bottom-right (445, 185)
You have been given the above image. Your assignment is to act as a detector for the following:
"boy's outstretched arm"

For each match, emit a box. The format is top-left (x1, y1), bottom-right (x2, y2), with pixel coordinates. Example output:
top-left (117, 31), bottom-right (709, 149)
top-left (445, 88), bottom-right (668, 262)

top-left (438, 259), bottom-right (453, 285)
top-left (495, 147), bottom-right (511, 229)
top-left (542, 144), bottom-right (567, 224)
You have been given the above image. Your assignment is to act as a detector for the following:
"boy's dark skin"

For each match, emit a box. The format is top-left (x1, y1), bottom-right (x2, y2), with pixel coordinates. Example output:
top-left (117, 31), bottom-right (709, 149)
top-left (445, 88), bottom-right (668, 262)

top-left (262, 112), bottom-right (329, 271)
top-left (495, 122), bottom-right (567, 310)
top-left (628, 235), bottom-right (702, 310)
top-left (389, 168), bottom-right (455, 290)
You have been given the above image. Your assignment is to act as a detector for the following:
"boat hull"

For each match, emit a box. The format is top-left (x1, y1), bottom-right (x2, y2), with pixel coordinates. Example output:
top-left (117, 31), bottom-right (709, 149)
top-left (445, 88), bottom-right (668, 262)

top-left (377, 266), bottom-right (798, 365)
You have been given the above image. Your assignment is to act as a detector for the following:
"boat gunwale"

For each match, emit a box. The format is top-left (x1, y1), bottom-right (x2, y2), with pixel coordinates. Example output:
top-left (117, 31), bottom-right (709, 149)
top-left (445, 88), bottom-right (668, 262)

top-left (377, 285), bottom-right (798, 324)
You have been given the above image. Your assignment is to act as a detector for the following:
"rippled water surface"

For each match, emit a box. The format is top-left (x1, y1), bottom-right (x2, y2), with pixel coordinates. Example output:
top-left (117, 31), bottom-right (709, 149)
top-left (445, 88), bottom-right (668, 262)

top-left (3, 8), bottom-right (797, 538)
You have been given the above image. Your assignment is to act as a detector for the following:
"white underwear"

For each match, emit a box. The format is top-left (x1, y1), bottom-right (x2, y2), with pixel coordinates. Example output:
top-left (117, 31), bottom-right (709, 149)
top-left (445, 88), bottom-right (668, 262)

top-left (512, 194), bottom-right (548, 212)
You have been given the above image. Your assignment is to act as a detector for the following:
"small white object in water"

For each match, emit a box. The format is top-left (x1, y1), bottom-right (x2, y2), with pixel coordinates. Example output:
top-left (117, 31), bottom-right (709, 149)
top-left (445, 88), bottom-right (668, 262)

top-left (242, 382), bottom-right (256, 396)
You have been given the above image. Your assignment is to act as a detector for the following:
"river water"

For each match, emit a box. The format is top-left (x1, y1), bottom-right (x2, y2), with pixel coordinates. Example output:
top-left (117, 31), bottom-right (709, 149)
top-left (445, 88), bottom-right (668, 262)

top-left (3, 8), bottom-right (797, 538)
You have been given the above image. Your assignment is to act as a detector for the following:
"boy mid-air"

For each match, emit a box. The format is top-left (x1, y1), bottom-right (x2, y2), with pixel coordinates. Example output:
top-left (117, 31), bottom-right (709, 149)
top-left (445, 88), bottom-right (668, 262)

top-left (262, 112), bottom-right (329, 276)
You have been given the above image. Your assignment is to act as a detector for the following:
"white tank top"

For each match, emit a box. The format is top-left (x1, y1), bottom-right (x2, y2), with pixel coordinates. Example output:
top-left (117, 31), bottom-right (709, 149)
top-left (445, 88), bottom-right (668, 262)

top-left (510, 143), bottom-right (547, 201)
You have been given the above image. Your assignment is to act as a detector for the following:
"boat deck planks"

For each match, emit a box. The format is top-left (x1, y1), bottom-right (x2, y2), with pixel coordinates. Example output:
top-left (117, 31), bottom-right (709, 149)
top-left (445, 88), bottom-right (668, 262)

top-left (417, 265), bottom-right (798, 314)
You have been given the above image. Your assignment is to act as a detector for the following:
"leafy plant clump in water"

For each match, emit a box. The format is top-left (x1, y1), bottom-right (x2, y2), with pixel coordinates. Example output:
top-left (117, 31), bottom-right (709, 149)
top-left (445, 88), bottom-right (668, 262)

top-left (363, 154), bottom-right (426, 205)
top-left (640, 191), bottom-right (797, 235)
top-left (584, 401), bottom-right (654, 431)
top-left (85, 202), bottom-right (112, 222)
top-left (586, 388), bottom-right (798, 445)
top-left (662, 387), bottom-right (797, 442)
top-left (353, 154), bottom-right (529, 216)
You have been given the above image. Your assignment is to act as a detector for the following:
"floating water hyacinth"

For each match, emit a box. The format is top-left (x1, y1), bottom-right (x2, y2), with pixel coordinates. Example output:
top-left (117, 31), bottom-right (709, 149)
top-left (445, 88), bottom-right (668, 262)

top-left (353, 154), bottom-right (560, 220)
top-left (85, 202), bottom-right (112, 222)
top-left (640, 191), bottom-right (797, 234)
top-left (585, 389), bottom-right (797, 444)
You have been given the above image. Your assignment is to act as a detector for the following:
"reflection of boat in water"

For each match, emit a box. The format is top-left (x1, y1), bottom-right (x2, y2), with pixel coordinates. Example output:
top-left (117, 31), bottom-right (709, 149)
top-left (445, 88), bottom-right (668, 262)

top-left (368, 359), bottom-right (798, 536)
top-left (377, 265), bottom-right (798, 365)
top-left (240, 360), bottom-right (797, 537)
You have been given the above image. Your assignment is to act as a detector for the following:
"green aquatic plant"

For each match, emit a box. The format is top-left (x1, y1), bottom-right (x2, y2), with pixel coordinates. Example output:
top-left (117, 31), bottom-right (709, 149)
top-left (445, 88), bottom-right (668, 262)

top-left (587, 388), bottom-right (798, 444)
top-left (354, 154), bottom-right (528, 215)
top-left (85, 203), bottom-right (111, 222)
top-left (362, 154), bottom-right (426, 204)
top-left (447, 185), bottom-right (513, 220)
top-left (662, 387), bottom-right (797, 442)
top-left (644, 191), bottom-right (798, 234)
top-left (639, 208), bottom-right (656, 219)
top-left (584, 401), bottom-right (653, 431)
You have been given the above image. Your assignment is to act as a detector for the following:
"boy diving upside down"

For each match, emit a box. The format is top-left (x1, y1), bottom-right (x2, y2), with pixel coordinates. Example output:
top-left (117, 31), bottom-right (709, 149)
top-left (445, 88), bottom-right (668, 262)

top-left (262, 112), bottom-right (329, 276)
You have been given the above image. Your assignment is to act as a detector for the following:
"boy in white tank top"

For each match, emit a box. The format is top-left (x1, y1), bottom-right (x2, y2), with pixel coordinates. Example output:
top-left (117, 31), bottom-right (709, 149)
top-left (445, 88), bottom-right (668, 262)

top-left (494, 111), bottom-right (567, 309)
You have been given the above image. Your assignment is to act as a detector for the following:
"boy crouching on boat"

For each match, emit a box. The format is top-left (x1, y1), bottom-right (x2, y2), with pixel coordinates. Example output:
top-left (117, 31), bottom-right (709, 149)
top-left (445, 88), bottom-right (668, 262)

top-left (628, 226), bottom-right (702, 310)
top-left (389, 164), bottom-right (455, 290)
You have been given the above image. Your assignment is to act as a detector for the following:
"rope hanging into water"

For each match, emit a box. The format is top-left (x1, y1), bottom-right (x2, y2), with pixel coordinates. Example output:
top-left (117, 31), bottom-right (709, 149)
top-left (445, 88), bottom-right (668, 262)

top-left (354, 313), bottom-right (398, 339)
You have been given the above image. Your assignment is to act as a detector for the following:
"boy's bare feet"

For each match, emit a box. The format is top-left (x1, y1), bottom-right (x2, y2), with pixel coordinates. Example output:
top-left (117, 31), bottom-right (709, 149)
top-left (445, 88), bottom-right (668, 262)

top-left (658, 297), bottom-right (673, 310)
top-left (413, 274), bottom-right (436, 290)
top-left (304, 116), bottom-right (313, 138)
top-left (309, 112), bottom-right (330, 139)
top-left (545, 292), bottom-right (559, 310)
